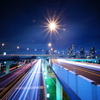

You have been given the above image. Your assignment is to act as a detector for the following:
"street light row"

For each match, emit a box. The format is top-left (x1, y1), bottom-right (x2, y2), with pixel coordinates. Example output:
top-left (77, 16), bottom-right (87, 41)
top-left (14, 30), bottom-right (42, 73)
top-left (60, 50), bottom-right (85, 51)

top-left (1, 43), bottom-right (46, 52)
top-left (1, 43), bottom-right (65, 54)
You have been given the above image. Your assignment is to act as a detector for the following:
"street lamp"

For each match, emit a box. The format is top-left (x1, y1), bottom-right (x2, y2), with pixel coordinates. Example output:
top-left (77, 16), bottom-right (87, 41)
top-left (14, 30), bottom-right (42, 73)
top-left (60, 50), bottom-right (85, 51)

top-left (51, 48), bottom-right (53, 51)
top-left (2, 43), bottom-right (4, 47)
top-left (17, 46), bottom-right (20, 49)
top-left (17, 46), bottom-right (20, 54)
top-left (48, 43), bottom-right (52, 47)
top-left (27, 48), bottom-right (29, 50)
top-left (49, 22), bottom-right (57, 30)
top-left (26, 48), bottom-right (29, 54)
top-left (45, 15), bottom-right (61, 48)
top-left (46, 17), bottom-right (59, 65)
top-left (1, 43), bottom-right (5, 54)
top-left (45, 16), bottom-right (60, 35)
top-left (35, 49), bottom-right (37, 51)
top-left (42, 50), bottom-right (44, 54)
top-left (48, 43), bottom-right (52, 54)
top-left (58, 52), bottom-right (60, 54)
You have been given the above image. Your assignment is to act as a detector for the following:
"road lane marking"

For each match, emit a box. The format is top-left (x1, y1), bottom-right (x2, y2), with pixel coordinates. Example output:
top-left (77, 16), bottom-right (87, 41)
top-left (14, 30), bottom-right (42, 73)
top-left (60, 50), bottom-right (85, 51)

top-left (74, 67), bottom-right (100, 77)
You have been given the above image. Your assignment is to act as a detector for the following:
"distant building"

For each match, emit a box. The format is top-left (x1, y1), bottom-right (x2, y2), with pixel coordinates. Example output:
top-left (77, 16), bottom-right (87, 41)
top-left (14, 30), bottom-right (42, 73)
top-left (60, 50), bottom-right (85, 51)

top-left (80, 47), bottom-right (84, 55)
top-left (70, 44), bottom-right (75, 55)
top-left (90, 47), bottom-right (95, 58)
top-left (46, 50), bottom-right (49, 54)
top-left (80, 47), bottom-right (85, 58)
top-left (67, 44), bottom-right (75, 56)
top-left (67, 48), bottom-right (71, 55)
top-left (90, 47), bottom-right (95, 55)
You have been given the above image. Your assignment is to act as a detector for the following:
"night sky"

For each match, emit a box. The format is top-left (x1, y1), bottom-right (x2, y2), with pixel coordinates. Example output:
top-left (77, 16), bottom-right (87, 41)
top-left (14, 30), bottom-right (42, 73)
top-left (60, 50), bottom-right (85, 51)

top-left (0, 0), bottom-right (100, 54)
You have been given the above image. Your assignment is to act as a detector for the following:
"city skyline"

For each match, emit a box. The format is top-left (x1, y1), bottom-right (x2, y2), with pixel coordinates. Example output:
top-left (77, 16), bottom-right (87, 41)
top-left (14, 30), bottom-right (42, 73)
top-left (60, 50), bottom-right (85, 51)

top-left (0, 43), bottom-right (99, 55)
top-left (0, 0), bottom-right (100, 54)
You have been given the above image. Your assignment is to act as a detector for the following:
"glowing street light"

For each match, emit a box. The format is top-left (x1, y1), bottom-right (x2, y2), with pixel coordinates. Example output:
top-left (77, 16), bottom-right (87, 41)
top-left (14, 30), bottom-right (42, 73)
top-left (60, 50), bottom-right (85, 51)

top-left (51, 48), bottom-right (53, 50)
top-left (58, 52), bottom-right (60, 54)
top-left (48, 43), bottom-right (52, 47)
top-left (49, 22), bottom-right (57, 30)
top-left (48, 21), bottom-right (58, 35)
top-left (2, 43), bottom-right (4, 47)
top-left (3, 52), bottom-right (6, 55)
top-left (44, 16), bottom-right (61, 55)
top-left (17, 46), bottom-right (19, 49)
top-left (42, 50), bottom-right (44, 52)
top-left (35, 49), bottom-right (37, 51)
top-left (27, 48), bottom-right (29, 50)
top-left (44, 15), bottom-right (61, 35)
top-left (1, 43), bottom-right (5, 53)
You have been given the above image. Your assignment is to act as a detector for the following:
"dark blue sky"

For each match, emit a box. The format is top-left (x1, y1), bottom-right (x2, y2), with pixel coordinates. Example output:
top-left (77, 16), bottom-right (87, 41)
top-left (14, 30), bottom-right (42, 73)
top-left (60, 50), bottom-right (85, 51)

top-left (0, 0), bottom-right (100, 54)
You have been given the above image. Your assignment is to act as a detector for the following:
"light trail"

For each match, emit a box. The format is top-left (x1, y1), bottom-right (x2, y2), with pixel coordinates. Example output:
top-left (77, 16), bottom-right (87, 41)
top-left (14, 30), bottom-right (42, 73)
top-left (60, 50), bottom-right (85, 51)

top-left (57, 59), bottom-right (100, 71)
top-left (0, 63), bottom-right (31, 88)
top-left (8, 60), bottom-right (42, 100)
top-left (75, 67), bottom-right (100, 77)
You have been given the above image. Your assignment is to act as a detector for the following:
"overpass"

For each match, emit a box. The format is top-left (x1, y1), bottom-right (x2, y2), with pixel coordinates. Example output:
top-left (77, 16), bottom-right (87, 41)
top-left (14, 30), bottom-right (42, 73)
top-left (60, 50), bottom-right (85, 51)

top-left (0, 54), bottom-right (100, 59)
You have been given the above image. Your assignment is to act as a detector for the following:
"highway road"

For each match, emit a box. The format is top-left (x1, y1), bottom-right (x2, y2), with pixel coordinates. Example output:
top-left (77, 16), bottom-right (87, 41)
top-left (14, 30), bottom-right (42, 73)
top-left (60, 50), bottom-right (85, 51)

top-left (0, 60), bottom-right (37, 98)
top-left (2, 60), bottom-right (45, 100)
top-left (53, 59), bottom-right (100, 84)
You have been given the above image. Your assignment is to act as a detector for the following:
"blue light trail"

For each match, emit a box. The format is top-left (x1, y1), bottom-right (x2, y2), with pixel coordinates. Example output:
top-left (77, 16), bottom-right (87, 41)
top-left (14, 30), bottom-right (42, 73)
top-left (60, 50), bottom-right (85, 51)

top-left (8, 60), bottom-right (43, 100)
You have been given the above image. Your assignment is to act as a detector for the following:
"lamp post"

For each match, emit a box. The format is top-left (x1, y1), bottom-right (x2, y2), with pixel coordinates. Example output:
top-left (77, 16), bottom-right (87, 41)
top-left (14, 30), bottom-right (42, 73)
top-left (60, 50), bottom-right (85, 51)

top-left (27, 48), bottom-right (29, 54)
top-left (48, 43), bottom-right (52, 54)
top-left (35, 49), bottom-right (37, 51)
top-left (45, 17), bottom-right (59, 67)
top-left (2, 43), bottom-right (4, 47)
top-left (45, 16), bottom-right (60, 54)
top-left (48, 43), bottom-right (52, 47)
top-left (27, 48), bottom-right (29, 50)
top-left (42, 50), bottom-right (44, 54)
top-left (17, 46), bottom-right (19, 54)
top-left (17, 46), bottom-right (19, 49)
top-left (34, 49), bottom-right (37, 54)
top-left (47, 21), bottom-right (57, 54)
top-left (47, 22), bottom-right (57, 67)
top-left (2, 43), bottom-right (4, 54)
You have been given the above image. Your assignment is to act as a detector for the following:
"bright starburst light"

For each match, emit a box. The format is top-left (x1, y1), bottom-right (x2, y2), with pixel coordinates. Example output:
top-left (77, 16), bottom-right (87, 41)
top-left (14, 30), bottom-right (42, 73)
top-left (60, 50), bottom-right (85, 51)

top-left (41, 13), bottom-right (63, 44)
top-left (49, 22), bottom-right (56, 30)
top-left (43, 15), bottom-right (62, 35)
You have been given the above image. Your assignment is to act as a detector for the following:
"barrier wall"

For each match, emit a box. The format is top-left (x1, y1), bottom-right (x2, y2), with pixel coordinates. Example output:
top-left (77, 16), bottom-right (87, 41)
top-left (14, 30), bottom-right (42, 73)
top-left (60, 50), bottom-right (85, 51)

top-left (77, 75), bottom-right (97, 100)
top-left (97, 85), bottom-right (100, 100)
top-left (62, 68), bottom-right (69, 85)
top-left (69, 71), bottom-right (78, 94)
top-left (52, 63), bottom-right (100, 100)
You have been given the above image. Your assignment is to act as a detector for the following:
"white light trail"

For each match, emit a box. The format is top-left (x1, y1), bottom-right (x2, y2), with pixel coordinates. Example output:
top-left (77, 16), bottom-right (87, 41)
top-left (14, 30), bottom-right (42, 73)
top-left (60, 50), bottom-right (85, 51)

top-left (57, 59), bottom-right (100, 71)
top-left (8, 60), bottom-right (42, 100)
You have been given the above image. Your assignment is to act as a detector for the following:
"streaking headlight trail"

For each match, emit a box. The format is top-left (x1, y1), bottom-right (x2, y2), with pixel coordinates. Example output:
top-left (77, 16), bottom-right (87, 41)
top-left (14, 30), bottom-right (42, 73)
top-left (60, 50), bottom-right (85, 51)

top-left (57, 59), bottom-right (100, 71)
top-left (8, 60), bottom-right (42, 100)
